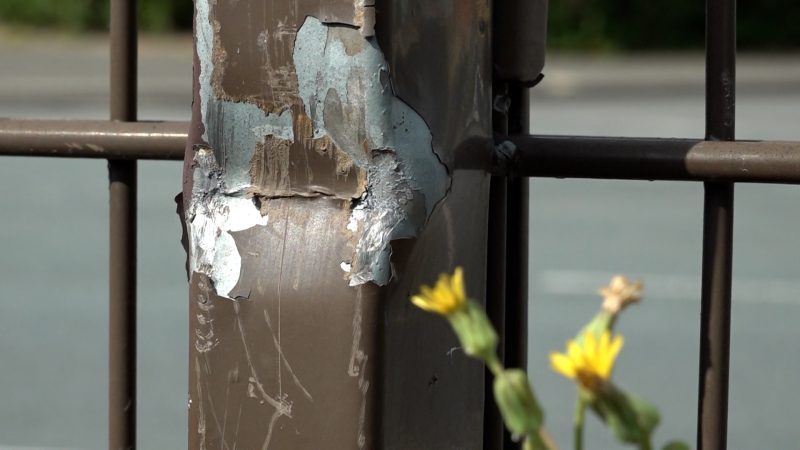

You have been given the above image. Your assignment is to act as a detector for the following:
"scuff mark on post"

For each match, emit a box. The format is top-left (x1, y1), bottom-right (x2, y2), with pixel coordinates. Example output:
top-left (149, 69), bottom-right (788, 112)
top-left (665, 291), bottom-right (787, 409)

top-left (293, 16), bottom-right (449, 286)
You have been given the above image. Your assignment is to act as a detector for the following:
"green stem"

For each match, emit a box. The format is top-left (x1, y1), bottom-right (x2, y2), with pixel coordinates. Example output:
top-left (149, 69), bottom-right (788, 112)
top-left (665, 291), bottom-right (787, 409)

top-left (486, 353), bottom-right (504, 377)
top-left (640, 437), bottom-right (653, 450)
top-left (574, 396), bottom-right (586, 450)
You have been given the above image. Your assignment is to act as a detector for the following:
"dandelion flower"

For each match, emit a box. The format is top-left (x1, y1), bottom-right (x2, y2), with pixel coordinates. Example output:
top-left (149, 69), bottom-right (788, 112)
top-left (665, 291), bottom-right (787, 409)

top-left (550, 330), bottom-right (624, 392)
top-left (410, 267), bottom-right (466, 315)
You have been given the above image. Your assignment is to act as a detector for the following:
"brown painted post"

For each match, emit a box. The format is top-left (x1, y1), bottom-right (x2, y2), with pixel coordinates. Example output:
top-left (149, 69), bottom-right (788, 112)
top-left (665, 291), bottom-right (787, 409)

top-left (181, 1), bottom-right (494, 448)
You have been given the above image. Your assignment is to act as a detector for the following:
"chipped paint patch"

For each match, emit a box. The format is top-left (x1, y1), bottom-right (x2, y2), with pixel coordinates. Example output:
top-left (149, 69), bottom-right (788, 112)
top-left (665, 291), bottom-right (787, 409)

top-left (197, 0), bottom-right (295, 194)
top-left (294, 17), bottom-right (449, 286)
top-left (195, 0), bottom-right (214, 138)
top-left (205, 102), bottom-right (294, 193)
top-left (194, 4), bottom-right (448, 287)
top-left (188, 148), bottom-right (268, 299)
top-left (191, 0), bottom-right (295, 298)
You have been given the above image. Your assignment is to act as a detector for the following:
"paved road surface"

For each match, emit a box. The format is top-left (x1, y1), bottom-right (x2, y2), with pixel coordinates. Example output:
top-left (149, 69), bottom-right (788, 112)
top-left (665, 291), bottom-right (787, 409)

top-left (1, 31), bottom-right (799, 449)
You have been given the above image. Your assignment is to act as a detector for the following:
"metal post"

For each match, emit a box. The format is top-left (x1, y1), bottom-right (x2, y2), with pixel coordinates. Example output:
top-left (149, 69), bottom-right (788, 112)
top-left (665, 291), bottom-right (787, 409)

top-left (698, 0), bottom-right (735, 447)
top-left (109, 0), bottom-right (137, 448)
top-left (184, 1), bottom-right (493, 448)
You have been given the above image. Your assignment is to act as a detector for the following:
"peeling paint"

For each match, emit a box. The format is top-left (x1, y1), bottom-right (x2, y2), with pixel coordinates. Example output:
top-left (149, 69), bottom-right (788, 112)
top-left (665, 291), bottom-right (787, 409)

top-left (193, 4), bottom-right (448, 289)
top-left (188, 148), bottom-right (269, 299)
top-left (293, 17), bottom-right (449, 285)
top-left (205, 102), bottom-right (295, 193)
top-left (197, 0), bottom-right (295, 194)
top-left (354, 0), bottom-right (376, 37)
top-left (192, 0), bottom-right (297, 298)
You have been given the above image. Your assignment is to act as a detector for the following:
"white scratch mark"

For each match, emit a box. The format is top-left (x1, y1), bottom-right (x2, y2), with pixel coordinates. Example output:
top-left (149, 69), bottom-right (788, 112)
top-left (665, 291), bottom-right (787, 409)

top-left (348, 288), bottom-right (369, 448)
top-left (263, 309), bottom-right (313, 401)
top-left (233, 302), bottom-right (289, 414)
top-left (347, 289), bottom-right (365, 377)
top-left (276, 215), bottom-right (290, 400)
top-left (203, 372), bottom-right (232, 450)
top-left (232, 404), bottom-right (243, 450)
top-left (261, 409), bottom-right (283, 450)
top-left (220, 377), bottom-right (231, 449)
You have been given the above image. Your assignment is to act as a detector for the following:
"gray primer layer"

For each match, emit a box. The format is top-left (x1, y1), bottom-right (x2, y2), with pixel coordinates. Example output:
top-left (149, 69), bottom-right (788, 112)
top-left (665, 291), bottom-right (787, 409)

top-left (294, 17), bottom-right (448, 285)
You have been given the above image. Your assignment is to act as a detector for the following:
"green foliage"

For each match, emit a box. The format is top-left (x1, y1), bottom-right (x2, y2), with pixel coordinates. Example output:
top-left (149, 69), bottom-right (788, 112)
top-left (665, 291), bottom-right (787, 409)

top-left (549, 0), bottom-right (800, 50)
top-left (0, 0), bottom-right (193, 32)
top-left (2, 0), bottom-right (799, 49)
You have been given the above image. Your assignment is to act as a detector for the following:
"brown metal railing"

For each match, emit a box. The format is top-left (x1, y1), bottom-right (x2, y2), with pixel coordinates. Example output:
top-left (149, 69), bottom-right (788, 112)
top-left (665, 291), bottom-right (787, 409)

top-left (0, 0), bottom-right (797, 448)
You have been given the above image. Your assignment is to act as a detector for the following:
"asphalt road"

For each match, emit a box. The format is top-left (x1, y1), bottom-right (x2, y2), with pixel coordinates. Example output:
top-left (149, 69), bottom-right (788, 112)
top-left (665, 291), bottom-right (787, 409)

top-left (1, 31), bottom-right (799, 449)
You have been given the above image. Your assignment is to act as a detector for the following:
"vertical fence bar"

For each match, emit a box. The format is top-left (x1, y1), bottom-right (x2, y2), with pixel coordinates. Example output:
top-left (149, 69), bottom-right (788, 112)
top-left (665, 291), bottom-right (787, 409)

top-left (487, 80), bottom-right (531, 450)
top-left (485, 80), bottom-right (511, 450)
top-left (698, 0), bottom-right (735, 447)
top-left (504, 82), bottom-right (530, 374)
top-left (503, 82), bottom-right (530, 450)
top-left (109, 0), bottom-right (137, 448)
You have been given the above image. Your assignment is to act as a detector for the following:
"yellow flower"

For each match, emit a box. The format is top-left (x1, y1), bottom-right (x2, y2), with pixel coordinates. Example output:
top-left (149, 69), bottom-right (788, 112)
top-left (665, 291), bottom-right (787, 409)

top-left (411, 267), bottom-right (466, 315)
top-left (550, 330), bottom-right (624, 392)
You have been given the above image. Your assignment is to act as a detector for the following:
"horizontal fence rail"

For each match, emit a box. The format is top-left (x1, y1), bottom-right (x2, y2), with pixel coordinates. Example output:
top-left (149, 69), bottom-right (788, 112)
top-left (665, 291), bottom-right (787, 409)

top-left (0, 119), bottom-right (186, 160)
top-left (498, 135), bottom-right (800, 183)
top-left (3, 120), bottom-right (800, 185)
top-left (0, 0), bottom-right (792, 446)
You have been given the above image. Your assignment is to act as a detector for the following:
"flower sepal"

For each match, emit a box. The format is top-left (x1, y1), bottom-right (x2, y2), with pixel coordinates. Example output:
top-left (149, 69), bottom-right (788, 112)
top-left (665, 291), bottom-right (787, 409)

top-left (446, 299), bottom-right (499, 363)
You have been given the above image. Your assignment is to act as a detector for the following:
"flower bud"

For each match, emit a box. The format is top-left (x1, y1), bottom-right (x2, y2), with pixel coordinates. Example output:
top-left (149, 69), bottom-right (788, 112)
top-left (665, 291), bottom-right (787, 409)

top-left (493, 368), bottom-right (543, 437)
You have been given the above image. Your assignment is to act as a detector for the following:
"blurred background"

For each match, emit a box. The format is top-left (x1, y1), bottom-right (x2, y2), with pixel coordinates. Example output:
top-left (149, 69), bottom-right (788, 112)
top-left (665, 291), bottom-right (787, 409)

top-left (1, 1), bottom-right (799, 449)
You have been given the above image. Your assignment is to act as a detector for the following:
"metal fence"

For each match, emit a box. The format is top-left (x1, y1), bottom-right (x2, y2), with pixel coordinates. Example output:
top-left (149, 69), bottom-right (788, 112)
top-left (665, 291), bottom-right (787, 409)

top-left (1, 0), bottom-right (798, 449)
